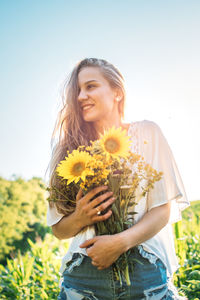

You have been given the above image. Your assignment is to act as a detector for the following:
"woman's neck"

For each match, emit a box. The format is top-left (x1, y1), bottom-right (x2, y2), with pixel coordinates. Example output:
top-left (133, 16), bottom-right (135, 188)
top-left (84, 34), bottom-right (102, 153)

top-left (93, 119), bottom-right (130, 136)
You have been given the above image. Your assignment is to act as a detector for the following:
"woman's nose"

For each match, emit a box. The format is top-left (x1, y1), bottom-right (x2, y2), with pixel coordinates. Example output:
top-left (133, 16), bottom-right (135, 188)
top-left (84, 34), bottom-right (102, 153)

top-left (78, 89), bottom-right (88, 102)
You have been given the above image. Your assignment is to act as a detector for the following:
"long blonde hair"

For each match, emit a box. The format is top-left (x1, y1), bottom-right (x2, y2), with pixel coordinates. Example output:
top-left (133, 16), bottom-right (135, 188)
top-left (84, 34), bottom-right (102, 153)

top-left (47, 58), bottom-right (126, 214)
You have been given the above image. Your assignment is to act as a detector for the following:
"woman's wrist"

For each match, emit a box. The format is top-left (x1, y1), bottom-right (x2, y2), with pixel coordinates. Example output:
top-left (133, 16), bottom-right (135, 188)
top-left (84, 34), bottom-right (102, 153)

top-left (115, 231), bottom-right (132, 254)
top-left (72, 211), bottom-right (86, 232)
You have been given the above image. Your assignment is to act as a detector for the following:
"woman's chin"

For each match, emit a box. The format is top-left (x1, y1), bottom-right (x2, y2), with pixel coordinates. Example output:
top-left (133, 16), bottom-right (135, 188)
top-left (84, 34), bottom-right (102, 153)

top-left (82, 112), bottom-right (98, 123)
top-left (83, 117), bottom-right (96, 123)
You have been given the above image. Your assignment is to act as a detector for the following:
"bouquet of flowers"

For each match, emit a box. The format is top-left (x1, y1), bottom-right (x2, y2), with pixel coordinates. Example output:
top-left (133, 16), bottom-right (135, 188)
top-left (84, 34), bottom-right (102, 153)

top-left (47, 127), bottom-right (163, 285)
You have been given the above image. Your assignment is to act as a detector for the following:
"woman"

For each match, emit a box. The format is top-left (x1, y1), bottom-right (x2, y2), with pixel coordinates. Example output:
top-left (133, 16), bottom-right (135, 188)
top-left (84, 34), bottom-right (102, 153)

top-left (46, 58), bottom-right (189, 299)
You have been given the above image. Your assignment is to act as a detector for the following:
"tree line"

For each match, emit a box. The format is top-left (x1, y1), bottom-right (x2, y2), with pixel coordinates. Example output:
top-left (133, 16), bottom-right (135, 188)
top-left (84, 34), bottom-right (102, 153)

top-left (0, 176), bottom-right (50, 265)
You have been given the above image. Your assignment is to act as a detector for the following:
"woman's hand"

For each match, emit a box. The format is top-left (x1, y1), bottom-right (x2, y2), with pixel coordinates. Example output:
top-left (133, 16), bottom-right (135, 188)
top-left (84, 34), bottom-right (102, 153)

top-left (79, 234), bottom-right (125, 270)
top-left (74, 186), bottom-right (116, 228)
top-left (51, 185), bottom-right (115, 240)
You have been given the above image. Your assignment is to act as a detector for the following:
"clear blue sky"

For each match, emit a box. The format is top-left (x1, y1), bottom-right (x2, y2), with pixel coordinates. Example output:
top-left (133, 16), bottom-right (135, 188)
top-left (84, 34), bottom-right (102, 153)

top-left (0, 0), bottom-right (200, 201)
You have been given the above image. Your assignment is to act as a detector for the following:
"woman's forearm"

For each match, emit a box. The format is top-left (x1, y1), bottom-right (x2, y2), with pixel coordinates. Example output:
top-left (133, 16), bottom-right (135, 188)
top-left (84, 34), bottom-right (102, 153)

top-left (118, 202), bottom-right (171, 253)
top-left (52, 212), bottom-right (84, 240)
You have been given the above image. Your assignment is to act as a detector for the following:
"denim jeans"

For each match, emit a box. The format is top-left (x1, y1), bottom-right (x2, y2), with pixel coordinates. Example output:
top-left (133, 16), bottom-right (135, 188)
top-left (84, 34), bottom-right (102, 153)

top-left (58, 247), bottom-right (185, 300)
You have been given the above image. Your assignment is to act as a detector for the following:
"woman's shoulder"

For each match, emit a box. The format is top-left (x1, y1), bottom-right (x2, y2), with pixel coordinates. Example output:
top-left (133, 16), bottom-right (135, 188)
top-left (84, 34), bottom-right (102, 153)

top-left (134, 119), bottom-right (160, 128)
top-left (128, 120), bottom-right (165, 155)
top-left (130, 119), bottom-right (162, 134)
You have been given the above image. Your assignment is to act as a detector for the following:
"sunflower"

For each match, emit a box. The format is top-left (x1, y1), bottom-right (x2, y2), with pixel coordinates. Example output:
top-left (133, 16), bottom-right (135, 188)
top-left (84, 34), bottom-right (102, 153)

top-left (100, 126), bottom-right (131, 160)
top-left (56, 150), bottom-right (94, 184)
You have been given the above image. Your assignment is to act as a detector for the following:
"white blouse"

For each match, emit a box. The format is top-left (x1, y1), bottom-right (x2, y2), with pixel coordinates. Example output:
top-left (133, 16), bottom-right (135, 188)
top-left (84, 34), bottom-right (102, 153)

top-left (46, 120), bottom-right (190, 278)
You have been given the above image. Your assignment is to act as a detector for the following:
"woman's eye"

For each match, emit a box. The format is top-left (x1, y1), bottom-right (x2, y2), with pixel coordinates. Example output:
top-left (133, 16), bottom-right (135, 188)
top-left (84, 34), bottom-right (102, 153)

top-left (87, 84), bottom-right (95, 89)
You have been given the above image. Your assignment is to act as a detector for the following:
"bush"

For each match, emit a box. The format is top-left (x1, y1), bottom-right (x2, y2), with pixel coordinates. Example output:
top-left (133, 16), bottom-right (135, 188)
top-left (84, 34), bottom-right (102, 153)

top-left (173, 200), bottom-right (200, 299)
top-left (0, 176), bottom-right (48, 264)
top-left (0, 234), bottom-right (69, 299)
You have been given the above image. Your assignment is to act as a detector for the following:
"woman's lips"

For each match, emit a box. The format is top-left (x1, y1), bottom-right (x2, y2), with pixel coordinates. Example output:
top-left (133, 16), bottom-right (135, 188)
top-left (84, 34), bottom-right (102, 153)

top-left (82, 104), bottom-right (94, 111)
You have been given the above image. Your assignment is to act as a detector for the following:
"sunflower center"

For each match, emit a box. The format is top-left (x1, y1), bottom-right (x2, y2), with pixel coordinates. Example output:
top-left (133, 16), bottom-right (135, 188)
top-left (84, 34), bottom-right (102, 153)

top-left (104, 138), bottom-right (120, 153)
top-left (72, 162), bottom-right (85, 176)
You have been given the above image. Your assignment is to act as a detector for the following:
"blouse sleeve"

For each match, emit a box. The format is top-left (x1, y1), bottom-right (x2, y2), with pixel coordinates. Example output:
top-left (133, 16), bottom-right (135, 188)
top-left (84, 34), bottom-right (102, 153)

top-left (141, 120), bottom-right (190, 224)
top-left (46, 201), bottom-right (65, 226)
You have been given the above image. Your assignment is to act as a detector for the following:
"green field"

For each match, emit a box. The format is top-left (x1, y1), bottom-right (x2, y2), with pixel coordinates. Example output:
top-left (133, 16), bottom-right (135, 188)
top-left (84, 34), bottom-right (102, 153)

top-left (173, 200), bottom-right (200, 299)
top-left (0, 177), bottom-right (199, 299)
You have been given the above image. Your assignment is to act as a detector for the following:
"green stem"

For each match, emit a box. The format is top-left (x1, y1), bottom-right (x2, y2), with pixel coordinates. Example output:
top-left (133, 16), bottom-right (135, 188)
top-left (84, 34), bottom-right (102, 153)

top-left (124, 265), bottom-right (131, 286)
top-left (117, 267), bottom-right (123, 287)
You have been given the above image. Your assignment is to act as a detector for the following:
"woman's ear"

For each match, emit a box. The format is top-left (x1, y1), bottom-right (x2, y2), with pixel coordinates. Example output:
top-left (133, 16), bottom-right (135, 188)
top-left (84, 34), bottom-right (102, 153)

top-left (115, 96), bottom-right (121, 102)
top-left (114, 90), bottom-right (123, 102)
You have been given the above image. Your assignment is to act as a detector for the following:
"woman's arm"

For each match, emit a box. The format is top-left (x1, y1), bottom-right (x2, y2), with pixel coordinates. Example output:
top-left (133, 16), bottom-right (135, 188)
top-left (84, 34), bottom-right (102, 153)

top-left (80, 202), bottom-right (171, 269)
top-left (52, 211), bottom-right (84, 240)
top-left (119, 201), bottom-right (171, 252)
top-left (52, 185), bottom-right (116, 240)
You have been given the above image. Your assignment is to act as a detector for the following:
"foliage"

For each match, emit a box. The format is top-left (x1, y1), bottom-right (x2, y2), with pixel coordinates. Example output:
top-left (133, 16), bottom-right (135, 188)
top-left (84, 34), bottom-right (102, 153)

top-left (173, 200), bottom-right (200, 299)
top-left (0, 176), bottom-right (48, 264)
top-left (0, 234), bottom-right (69, 299)
top-left (0, 173), bottom-right (199, 299)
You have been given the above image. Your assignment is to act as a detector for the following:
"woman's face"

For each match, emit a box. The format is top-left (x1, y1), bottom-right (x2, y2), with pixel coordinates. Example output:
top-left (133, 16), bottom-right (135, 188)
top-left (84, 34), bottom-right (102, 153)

top-left (77, 67), bottom-right (119, 127)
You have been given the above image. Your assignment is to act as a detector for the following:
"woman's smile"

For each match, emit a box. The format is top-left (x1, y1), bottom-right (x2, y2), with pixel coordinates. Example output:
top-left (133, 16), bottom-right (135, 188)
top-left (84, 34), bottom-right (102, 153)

top-left (81, 103), bottom-right (95, 111)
